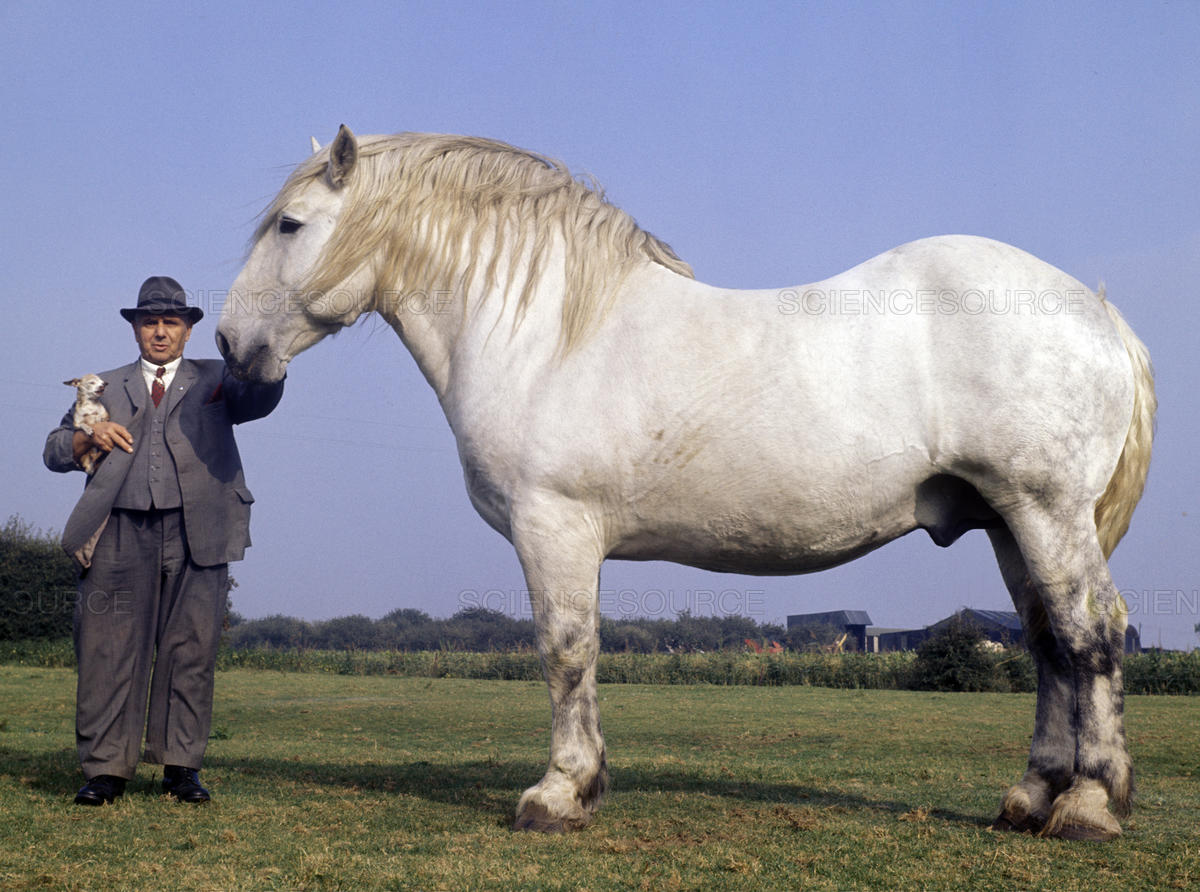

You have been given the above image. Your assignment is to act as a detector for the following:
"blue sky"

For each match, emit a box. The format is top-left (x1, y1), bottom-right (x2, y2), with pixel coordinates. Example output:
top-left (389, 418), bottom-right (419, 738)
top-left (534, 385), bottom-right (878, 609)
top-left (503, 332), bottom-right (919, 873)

top-left (4, 1), bottom-right (1198, 649)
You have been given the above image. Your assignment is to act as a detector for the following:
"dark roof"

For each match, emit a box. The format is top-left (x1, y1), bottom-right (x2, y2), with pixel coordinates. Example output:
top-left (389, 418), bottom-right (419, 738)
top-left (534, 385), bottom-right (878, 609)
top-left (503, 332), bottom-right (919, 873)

top-left (961, 608), bottom-right (1022, 631)
top-left (787, 610), bottom-right (873, 627)
top-left (930, 608), bottom-right (1023, 632)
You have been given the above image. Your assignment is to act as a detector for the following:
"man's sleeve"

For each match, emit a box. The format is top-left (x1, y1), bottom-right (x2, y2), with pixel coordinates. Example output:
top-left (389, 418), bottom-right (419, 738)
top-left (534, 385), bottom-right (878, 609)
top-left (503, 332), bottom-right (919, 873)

top-left (221, 368), bottom-right (286, 425)
top-left (44, 409), bottom-right (81, 473)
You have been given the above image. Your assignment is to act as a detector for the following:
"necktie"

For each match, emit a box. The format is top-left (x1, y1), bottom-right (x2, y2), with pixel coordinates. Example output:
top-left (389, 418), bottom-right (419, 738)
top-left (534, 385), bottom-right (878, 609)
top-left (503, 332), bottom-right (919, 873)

top-left (151, 367), bottom-right (166, 407)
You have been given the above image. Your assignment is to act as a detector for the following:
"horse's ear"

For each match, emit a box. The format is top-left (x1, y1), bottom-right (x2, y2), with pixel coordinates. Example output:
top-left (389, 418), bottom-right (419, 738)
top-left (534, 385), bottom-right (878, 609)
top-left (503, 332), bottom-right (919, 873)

top-left (327, 125), bottom-right (358, 189)
top-left (310, 136), bottom-right (321, 154)
top-left (64, 378), bottom-right (81, 387)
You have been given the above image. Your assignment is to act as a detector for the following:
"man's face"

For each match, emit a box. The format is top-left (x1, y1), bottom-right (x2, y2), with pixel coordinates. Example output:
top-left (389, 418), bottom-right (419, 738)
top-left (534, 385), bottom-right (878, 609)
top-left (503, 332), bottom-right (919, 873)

top-left (134, 313), bottom-right (192, 365)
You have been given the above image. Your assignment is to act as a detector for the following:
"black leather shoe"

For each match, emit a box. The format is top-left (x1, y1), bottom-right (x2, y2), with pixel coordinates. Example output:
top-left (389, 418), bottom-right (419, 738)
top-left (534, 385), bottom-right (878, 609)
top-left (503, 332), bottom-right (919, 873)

top-left (163, 765), bottom-right (211, 803)
top-left (74, 775), bottom-right (126, 806)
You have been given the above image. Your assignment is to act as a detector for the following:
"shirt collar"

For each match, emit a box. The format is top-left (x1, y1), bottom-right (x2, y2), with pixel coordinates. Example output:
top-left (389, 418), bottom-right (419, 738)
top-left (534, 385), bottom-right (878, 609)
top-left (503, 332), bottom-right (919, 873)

top-left (140, 356), bottom-right (183, 378)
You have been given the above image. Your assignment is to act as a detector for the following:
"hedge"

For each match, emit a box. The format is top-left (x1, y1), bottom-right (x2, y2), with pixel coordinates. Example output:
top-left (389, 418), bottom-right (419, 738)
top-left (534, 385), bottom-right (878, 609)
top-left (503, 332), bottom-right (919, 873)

top-left (3, 639), bottom-right (1197, 694)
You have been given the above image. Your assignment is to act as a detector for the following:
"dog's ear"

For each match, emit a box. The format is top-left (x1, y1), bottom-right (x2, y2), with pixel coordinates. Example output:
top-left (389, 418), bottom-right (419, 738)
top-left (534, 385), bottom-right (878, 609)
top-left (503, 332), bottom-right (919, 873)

top-left (64, 378), bottom-right (81, 387)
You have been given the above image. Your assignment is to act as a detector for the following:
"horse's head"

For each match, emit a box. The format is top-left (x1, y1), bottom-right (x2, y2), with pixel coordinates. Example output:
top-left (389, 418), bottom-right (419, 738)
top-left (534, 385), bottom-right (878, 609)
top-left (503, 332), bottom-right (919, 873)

top-left (218, 125), bottom-right (375, 382)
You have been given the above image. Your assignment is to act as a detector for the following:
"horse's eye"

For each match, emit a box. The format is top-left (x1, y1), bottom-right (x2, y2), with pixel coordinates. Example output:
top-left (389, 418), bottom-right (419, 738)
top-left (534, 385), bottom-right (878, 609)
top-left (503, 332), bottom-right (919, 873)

top-left (279, 216), bottom-right (303, 235)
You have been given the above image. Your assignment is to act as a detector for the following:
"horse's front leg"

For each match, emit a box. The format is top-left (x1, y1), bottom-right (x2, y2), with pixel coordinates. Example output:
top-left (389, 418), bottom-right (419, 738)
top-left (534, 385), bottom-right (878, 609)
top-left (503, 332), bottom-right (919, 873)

top-left (511, 509), bottom-right (607, 833)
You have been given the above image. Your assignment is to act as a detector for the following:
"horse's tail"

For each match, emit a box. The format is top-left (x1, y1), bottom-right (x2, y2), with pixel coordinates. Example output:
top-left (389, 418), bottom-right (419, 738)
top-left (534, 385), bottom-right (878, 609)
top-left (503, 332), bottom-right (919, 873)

top-left (1094, 288), bottom-right (1156, 559)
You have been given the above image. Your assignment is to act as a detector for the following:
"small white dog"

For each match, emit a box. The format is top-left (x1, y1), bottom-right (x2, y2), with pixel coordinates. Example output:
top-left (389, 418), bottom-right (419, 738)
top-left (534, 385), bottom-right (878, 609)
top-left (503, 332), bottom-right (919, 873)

top-left (64, 374), bottom-right (109, 475)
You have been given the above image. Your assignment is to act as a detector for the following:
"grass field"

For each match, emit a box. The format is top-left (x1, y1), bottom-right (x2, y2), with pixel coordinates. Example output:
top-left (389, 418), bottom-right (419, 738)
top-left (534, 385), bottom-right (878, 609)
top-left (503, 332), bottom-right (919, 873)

top-left (1, 666), bottom-right (1198, 890)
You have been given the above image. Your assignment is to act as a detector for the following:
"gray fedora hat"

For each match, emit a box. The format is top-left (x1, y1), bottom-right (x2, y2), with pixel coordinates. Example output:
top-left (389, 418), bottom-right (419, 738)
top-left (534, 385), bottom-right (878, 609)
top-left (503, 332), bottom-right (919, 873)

top-left (119, 276), bottom-right (204, 323)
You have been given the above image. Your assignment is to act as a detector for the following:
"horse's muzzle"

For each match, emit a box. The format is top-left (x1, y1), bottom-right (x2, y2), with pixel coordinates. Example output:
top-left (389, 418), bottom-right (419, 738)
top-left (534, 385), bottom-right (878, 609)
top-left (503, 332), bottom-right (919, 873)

top-left (215, 328), bottom-right (284, 383)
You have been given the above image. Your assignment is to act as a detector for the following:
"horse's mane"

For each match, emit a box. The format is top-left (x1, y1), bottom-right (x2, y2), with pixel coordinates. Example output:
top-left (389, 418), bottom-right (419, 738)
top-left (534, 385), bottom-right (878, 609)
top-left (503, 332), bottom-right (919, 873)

top-left (255, 132), bottom-right (694, 352)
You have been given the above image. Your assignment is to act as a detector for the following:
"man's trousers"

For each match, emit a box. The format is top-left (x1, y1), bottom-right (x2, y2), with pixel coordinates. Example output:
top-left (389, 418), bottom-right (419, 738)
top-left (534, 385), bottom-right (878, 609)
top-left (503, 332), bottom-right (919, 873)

top-left (74, 508), bottom-right (228, 780)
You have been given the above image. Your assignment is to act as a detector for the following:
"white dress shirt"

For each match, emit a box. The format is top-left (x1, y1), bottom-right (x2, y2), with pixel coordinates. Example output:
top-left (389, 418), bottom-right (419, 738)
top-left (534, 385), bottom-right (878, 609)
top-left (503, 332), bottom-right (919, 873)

top-left (140, 356), bottom-right (182, 395)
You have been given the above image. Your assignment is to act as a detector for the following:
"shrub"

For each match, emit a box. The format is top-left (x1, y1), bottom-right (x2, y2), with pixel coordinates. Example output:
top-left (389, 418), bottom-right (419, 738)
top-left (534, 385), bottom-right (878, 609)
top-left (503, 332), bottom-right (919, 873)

top-left (1124, 649), bottom-right (1200, 694)
top-left (600, 619), bottom-right (660, 653)
top-left (996, 648), bottom-right (1036, 693)
top-left (908, 618), bottom-right (1009, 692)
top-left (438, 607), bottom-right (536, 651)
top-left (0, 637), bottom-right (75, 666)
top-left (223, 614), bottom-right (315, 649)
top-left (311, 614), bottom-right (382, 650)
top-left (0, 516), bottom-right (77, 641)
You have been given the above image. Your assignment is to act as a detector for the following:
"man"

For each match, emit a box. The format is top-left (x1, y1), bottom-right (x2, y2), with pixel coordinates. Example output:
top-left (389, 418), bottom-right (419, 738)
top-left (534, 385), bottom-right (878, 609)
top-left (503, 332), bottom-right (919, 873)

top-left (44, 276), bottom-right (284, 806)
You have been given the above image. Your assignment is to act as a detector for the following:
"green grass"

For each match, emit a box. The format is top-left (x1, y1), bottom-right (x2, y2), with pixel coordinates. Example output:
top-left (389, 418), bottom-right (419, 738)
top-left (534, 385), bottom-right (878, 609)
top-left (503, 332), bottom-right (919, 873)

top-left (1, 667), bottom-right (1198, 890)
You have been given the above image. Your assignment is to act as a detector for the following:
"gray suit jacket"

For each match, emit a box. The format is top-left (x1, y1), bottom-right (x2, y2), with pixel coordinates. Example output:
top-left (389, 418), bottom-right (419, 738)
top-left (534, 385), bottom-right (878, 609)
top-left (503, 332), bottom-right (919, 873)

top-left (45, 359), bottom-right (285, 568)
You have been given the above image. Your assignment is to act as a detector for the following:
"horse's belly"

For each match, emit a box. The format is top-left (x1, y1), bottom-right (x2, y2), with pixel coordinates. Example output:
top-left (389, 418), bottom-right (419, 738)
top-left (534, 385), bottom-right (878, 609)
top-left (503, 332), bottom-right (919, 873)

top-left (608, 478), bottom-right (922, 575)
top-left (611, 532), bottom-right (912, 575)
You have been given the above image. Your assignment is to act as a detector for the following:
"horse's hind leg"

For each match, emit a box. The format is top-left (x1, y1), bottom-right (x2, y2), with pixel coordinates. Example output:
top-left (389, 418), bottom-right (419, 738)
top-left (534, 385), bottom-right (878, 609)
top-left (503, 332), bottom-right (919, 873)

top-left (990, 510), bottom-right (1131, 841)
top-left (988, 527), bottom-right (1073, 834)
top-left (510, 510), bottom-right (607, 832)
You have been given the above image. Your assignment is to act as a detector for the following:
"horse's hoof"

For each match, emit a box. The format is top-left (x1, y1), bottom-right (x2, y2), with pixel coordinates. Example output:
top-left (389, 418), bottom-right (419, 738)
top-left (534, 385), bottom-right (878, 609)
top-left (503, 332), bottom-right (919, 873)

top-left (512, 815), bottom-right (565, 833)
top-left (1040, 779), bottom-right (1122, 842)
top-left (990, 813), bottom-right (1043, 835)
top-left (994, 778), bottom-right (1050, 836)
top-left (1040, 821), bottom-right (1121, 842)
top-left (511, 799), bottom-right (589, 833)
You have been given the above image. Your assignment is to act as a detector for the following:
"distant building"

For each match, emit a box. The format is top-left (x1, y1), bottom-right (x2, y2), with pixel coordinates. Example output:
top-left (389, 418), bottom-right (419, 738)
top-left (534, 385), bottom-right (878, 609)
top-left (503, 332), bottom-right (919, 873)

top-left (928, 607), bottom-right (1141, 654)
top-left (790, 606), bottom-right (1142, 654)
top-left (786, 610), bottom-right (872, 652)
top-left (928, 608), bottom-right (1025, 646)
top-left (864, 626), bottom-right (930, 653)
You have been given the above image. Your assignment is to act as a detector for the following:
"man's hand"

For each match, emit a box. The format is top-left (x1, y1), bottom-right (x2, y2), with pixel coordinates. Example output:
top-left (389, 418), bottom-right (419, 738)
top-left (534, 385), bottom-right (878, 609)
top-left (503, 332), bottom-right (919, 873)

top-left (74, 421), bottom-right (134, 460)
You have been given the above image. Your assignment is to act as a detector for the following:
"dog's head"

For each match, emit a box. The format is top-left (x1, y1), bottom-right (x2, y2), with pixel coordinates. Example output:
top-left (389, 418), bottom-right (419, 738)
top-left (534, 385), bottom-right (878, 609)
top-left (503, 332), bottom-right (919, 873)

top-left (64, 374), bottom-right (107, 400)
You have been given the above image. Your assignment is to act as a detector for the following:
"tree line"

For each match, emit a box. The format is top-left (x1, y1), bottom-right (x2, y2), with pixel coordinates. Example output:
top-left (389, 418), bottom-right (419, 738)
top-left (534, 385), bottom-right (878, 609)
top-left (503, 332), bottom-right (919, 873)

top-left (223, 608), bottom-right (847, 654)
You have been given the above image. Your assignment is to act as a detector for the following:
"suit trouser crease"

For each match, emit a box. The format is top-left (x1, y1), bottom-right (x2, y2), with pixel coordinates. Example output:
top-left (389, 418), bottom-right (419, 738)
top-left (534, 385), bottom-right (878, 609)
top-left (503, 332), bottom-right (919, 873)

top-left (74, 508), bottom-right (227, 779)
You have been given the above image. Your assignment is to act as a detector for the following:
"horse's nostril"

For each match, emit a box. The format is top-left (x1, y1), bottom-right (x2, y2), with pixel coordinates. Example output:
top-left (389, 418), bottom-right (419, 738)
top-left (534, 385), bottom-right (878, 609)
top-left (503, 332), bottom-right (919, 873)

top-left (215, 330), bottom-right (231, 360)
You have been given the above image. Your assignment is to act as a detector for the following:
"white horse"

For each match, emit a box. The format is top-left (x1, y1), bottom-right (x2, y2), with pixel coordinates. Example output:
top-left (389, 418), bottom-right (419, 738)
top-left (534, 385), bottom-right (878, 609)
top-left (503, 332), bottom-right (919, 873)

top-left (218, 126), bottom-right (1154, 840)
